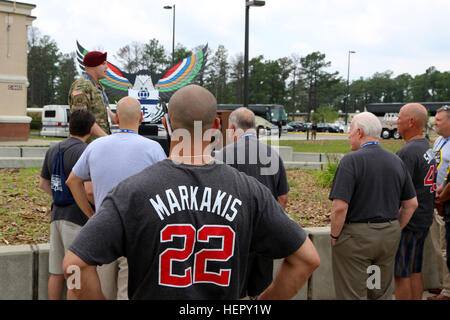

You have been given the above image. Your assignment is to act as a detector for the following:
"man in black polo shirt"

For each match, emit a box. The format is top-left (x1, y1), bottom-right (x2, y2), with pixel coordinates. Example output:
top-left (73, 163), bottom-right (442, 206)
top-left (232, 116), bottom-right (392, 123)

top-left (329, 111), bottom-right (418, 300)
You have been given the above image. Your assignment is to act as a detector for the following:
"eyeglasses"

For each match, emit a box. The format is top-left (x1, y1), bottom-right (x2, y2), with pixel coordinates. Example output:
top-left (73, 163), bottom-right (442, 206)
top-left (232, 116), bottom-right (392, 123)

top-left (438, 105), bottom-right (449, 112)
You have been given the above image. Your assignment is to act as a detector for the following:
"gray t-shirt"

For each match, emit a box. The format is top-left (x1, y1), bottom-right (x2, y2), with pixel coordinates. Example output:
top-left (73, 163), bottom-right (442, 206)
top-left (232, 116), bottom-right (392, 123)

top-left (41, 137), bottom-right (88, 226)
top-left (69, 159), bottom-right (307, 300)
top-left (72, 133), bottom-right (166, 210)
top-left (397, 138), bottom-right (435, 231)
top-left (214, 135), bottom-right (289, 198)
top-left (329, 144), bottom-right (416, 222)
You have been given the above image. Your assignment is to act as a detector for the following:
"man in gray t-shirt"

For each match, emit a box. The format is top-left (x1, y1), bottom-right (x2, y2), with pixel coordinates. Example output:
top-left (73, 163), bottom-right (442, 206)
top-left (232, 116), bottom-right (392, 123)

top-left (63, 84), bottom-right (320, 300)
top-left (39, 109), bottom-right (96, 300)
top-left (66, 97), bottom-right (166, 300)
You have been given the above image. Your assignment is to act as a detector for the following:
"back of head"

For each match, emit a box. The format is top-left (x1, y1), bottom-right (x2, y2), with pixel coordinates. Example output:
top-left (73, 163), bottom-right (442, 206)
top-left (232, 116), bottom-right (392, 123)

top-left (69, 109), bottom-right (96, 136)
top-left (401, 103), bottom-right (428, 129)
top-left (352, 112), bottom-right (382, 138)
top-left (116, 96), bottom-right (142, 125)
top-left (168, 85), bottom-right (217, 133)
top-left (229, 107), bottom-right (255, 130)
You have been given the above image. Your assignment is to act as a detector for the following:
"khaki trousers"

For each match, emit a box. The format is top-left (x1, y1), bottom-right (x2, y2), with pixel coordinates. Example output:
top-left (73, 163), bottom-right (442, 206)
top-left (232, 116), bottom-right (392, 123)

top-left (97, 256), bottom-right (129, 300)
top-left (430, 212), bottom-right (450, 297)
top-left (332, 220), bottom-right (401, 300)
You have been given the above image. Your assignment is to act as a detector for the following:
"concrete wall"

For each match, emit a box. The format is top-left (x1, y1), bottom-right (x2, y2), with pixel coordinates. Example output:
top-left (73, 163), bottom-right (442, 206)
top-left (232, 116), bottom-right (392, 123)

top-left (0, 227), bottom-right (440, 300)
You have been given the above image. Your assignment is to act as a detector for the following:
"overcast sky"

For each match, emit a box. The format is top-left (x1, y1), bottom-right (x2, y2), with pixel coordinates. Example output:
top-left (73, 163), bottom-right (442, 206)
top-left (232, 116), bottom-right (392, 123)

top-left (28, 0), bottom-right (450, 81)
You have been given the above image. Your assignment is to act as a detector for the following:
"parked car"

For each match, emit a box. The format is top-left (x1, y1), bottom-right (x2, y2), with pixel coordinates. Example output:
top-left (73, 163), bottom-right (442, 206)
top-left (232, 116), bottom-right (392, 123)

top-left (287, 121), bottom-right (306, 132)
top-left (317, 123), bottom-right (341, 133)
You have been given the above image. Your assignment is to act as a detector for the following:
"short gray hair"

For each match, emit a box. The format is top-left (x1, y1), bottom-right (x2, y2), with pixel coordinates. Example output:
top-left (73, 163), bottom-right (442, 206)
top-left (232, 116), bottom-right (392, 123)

top-left (352, 112), bottom-right (382, 138)
top-left (229, 107), bottom-right (256, 130)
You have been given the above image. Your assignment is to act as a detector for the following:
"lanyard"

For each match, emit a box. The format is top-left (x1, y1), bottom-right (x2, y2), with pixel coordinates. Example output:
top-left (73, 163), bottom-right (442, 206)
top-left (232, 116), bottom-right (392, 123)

top-left (119, 129), bottom-right (137, 134)
top-left (240, 133), bottom-right (256, 139)
top-left (433, 136), bottom-right (450, 152)
top-left (360, 141), bottom-right (379, 149)
top-left (83, 73), bottom-right (109, 105)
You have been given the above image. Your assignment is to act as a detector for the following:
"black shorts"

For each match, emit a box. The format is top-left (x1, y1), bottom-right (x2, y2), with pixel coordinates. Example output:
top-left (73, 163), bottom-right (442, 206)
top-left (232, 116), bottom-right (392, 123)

top-left (394, 228), bottom-right (429, 277)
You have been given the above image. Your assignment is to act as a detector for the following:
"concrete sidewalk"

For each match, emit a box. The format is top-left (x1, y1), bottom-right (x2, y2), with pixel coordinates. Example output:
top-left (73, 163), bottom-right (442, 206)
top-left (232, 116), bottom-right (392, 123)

top-left (0, 138), bottom-right (61, 147)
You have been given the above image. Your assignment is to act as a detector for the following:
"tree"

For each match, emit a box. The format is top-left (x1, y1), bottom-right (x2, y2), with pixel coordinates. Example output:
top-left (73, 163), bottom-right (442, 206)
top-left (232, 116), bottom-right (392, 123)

top-left (173, 44), bottom-right (192, 65)
top-left (228, 53), bottom-right (244, 104)
top-left (54, 52), bottom-right (78, 104)
top-left (114, 42), bottom-right (144, 73)
top-left (142, 39), bottom-right (169, 75)
top-left (205, 45), bottom-right (230, 103)
top-left (314, 105), bottom-right (339, 123)
top-left (299, 52), bottom-right (341, 116)
top-left (27, 27), bottom-right (60, 107)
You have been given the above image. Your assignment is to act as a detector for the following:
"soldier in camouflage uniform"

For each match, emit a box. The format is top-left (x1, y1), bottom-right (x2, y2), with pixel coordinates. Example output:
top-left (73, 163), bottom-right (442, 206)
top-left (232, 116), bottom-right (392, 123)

top-left (68, 51), bottom-right (113, 138)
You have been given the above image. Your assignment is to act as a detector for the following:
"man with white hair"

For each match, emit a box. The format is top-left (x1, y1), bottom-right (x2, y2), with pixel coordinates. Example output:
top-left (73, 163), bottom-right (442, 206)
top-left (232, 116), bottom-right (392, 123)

top-left (329, 111), bottom-right (418, 300)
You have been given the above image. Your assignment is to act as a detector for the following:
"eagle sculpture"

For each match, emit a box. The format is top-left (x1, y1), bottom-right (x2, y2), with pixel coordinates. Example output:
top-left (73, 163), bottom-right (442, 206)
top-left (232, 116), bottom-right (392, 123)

top-left (76, 41), bottom-right (208, 123)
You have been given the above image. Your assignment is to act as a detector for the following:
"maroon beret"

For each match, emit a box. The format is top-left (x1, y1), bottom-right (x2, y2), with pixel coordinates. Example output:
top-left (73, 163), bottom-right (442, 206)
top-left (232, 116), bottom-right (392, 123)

top-left (83, 51), bottom-right (107, 67)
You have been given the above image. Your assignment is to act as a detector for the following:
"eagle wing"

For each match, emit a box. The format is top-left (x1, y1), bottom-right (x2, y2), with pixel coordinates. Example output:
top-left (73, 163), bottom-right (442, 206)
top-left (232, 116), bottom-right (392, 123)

top-left (76, 41), bottom-right (133, 98)
top-left (155, 44), bottom-right (208, 101)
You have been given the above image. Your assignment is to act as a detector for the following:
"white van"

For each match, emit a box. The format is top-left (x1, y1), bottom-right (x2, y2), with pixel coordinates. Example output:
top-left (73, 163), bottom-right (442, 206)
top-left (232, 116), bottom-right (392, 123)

top-left (40, 105), bottom-right (70, 137)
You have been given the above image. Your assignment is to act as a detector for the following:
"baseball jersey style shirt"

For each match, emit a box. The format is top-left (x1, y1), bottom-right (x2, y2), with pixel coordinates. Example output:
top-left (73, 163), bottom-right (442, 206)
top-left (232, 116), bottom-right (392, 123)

top-left (397, 138), bottom-right (435, 231)
top-left (69, 159), bottom-right (307, 299)
top-left (40, 137), bottom-right (88, 226)
top-left (72, 132), bottom-right (167, 210)
top-left (329, 144), bottom-right (416, 222)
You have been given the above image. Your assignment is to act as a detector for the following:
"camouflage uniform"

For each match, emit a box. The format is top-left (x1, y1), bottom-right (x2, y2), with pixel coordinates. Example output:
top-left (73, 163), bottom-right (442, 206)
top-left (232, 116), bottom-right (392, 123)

top-left (68, 74), bottom-right (110, 135)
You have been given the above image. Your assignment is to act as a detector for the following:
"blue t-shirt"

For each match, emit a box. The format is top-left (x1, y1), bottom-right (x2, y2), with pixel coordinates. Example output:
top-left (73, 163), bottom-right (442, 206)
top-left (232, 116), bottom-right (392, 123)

top-left (72, 133), bottom-right (166, 210)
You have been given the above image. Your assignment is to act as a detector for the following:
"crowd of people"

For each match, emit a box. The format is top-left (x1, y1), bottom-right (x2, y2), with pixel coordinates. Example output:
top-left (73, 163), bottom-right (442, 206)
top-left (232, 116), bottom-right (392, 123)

top-left (38, 50), bottom-right (450, 300)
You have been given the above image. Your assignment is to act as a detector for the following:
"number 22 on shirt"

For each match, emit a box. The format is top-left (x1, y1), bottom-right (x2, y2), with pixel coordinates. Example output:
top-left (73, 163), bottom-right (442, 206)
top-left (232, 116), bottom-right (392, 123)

top-left (159, 224), bottom-right (235, 287)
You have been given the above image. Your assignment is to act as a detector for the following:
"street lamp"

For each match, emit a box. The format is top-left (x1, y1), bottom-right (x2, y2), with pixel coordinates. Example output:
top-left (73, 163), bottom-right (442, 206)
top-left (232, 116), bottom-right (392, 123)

top-left (164, 4), bottom-right (176, 65)
top-left (344, 50), bottom-right (356, 125)
top-left (244, 0), bottom-right (265, 108)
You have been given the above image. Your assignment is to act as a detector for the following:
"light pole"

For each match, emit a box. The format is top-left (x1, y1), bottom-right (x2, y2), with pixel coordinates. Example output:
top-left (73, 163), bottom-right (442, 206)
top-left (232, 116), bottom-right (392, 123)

top-left (344, 50), bottom-right (356, 125)
top-left (244, 0), bottom-right (265, 108)
top-left (164, 4), bottom-right (176, 65)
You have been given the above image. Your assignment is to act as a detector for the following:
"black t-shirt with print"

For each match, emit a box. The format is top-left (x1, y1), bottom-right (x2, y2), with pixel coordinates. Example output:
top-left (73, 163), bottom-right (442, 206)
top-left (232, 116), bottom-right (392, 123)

top-left (69, 159), bottom-right (307, 300)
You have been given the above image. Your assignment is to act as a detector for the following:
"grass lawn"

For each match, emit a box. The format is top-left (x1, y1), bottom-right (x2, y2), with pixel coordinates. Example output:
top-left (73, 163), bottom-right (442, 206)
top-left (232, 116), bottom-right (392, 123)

top-left (0, 167), bottom-right (51, 245)
top-left (269, 137), bottom-right (437, 154)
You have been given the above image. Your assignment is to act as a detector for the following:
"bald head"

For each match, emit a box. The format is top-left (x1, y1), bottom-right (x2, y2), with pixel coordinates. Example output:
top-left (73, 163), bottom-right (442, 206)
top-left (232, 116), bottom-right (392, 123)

top-left (168, 85), bottom-right (217, 132)
top-left (400, 103), bottom-right (428, 129)
top-left (229, 107), bottom-right (255, 130)
top-left (116, 96), bottom-right (142, 125)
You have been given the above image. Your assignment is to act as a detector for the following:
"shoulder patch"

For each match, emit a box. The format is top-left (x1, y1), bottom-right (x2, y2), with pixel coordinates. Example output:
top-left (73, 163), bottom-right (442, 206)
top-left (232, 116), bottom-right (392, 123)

top-left (72, 89), bottom-right (83, 96)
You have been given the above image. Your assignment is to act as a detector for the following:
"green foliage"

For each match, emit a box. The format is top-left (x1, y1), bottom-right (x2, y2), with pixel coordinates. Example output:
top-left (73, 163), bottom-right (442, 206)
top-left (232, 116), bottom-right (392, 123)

top-left (311, 159), bottom-right (339, 188)
top-left (314, 105), bottom-right (339, 123)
